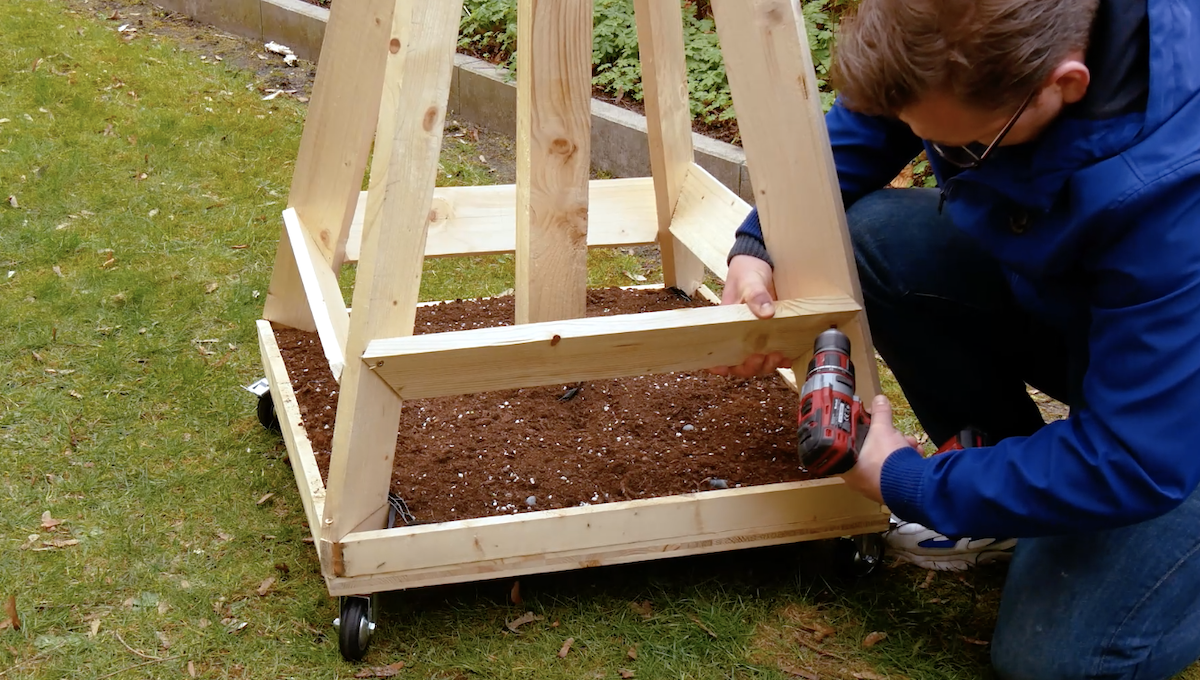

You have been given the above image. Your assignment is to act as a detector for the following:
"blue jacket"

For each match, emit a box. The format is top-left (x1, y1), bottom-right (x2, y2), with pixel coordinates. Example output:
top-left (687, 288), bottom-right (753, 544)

top-left (731, 0), bottom-right (1200, 537)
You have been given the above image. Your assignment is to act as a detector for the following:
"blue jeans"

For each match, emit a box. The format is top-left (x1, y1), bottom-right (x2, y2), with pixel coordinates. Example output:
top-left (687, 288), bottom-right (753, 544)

top-left (847, 188), bottom-right (1200, 679)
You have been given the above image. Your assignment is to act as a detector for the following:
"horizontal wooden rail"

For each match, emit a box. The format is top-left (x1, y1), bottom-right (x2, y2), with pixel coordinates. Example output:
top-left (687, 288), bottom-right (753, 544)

top-left (334, 479), bottom-right (884, 579)
top-left (345, 178), bottom-right (660, 262)
top-left (361, 295), bottom-right (860, 399)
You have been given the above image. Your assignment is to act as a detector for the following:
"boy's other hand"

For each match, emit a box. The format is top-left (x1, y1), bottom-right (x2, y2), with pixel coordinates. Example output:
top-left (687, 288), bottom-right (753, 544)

top-left (708, 255), bottom-right (791, 378)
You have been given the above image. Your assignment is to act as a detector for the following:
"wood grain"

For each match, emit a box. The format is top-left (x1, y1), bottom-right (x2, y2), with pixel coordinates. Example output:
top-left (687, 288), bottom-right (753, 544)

top-left (514, 0), bottom-right (593, 324)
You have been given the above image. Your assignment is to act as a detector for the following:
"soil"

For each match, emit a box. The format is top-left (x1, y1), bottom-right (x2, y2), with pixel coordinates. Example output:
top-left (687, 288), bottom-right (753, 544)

top-left (275, 288), bottom-right (810, 525)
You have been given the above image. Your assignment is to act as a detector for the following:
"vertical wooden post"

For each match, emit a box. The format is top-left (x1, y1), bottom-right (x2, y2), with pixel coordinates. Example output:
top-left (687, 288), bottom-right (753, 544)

top-left (287, 0), bottom-right (396, 270)
top-left (323, 0), bottom-right (464, 544)
top-left (633, 0), bottom-right (707, 296)
top-left (514, 0), bottom-right (593, 325)
top-left (710, 0), bottom-right (879, 396)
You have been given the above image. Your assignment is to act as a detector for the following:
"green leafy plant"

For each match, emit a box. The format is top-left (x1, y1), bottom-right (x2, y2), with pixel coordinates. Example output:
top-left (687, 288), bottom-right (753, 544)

top-left (459, 0), bottom-right (849, 134)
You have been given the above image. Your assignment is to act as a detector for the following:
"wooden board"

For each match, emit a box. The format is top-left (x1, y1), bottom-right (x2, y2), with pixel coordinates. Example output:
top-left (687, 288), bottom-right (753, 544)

top-left (710, 0), bottom-right (880, 397)
top-left (262, 223), bottom-right (317, 334)
top-left (282, 208), bottom-right (349, 380)
top-left (359, 0), bottom-right (414, 267)
top-left (323, 0), bottom-right (463, 544)
top-left (329, 479), bottom-right (886, 587)
top-left (633, 0), bottom-right (706, 294)
top-left (287, 0), bottom-right (396, 269)
top-left (362, 295), bottom-right (861, 399)
top-left (670, 163), bottom-right (752, 282)
top-left (257, 320), bottom-right (326, 545)
top-left (514, 0), bottom-right (592, 324)
top-left (344, 179), bottom-right (660, 262)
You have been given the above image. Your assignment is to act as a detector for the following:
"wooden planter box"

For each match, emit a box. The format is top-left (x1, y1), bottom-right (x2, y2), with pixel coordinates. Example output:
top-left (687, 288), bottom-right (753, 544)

top-left (257, 0), bottom-right (889, 601)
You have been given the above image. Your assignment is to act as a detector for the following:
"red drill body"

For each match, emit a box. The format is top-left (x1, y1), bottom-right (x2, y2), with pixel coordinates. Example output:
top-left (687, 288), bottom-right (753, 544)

top-left (797, 328), bottom-right (870, 478)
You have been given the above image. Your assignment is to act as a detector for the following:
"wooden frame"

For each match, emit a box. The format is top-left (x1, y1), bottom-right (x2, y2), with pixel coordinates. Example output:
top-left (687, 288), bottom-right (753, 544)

top-left (259, 0), bottom-right (888, 598)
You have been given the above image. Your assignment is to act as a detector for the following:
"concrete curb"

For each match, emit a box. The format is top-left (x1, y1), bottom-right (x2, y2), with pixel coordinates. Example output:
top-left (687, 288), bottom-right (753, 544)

top-left (150, 0), bottom-right (754, 202)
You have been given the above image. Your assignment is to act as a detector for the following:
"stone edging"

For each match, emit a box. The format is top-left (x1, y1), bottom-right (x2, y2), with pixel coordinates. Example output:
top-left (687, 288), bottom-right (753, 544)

top-left (149, 0), bottom-right (754, 202)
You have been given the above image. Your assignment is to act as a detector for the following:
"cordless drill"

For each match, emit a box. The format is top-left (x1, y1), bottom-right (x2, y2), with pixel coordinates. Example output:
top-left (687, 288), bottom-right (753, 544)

top-left (796, 328), bottom-right (990, 477)
top-left (797, 328), bottom-right (870, 477)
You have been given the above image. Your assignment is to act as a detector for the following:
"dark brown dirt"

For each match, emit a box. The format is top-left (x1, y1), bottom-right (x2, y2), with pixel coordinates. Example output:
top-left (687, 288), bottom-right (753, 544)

top-left (276, 288), bottom-right (809, 525)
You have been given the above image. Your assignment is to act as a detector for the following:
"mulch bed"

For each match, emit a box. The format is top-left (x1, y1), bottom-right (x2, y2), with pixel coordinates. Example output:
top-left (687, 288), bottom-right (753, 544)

top-left (275, 288), bottom-right (806, 525)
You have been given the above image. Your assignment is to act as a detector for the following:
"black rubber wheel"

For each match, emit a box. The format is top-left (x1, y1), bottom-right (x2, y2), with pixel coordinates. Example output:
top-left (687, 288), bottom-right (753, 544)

top-left (337, 597), bottom-right (373, 661)
top-left (256, 391), bottom-right (281, 433)
top-left (834, 534), bottom-right (886, 578)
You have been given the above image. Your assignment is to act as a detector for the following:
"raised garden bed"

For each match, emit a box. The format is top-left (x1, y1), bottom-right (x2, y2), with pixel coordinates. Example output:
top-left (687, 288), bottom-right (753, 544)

top-left (277, 288), bottom-right (810, 524)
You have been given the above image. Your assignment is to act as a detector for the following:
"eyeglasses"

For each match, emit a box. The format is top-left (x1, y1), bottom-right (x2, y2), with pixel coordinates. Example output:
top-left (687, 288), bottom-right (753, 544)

top-left (930, 89), bottom-right (1038, 170)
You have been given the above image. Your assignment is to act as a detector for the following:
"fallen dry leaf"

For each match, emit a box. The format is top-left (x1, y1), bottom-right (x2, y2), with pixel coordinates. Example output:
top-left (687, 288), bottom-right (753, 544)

top-left (256, 577), bottom-right (275, 597)
top-left (961, 636), bottom-right (990, 646)
top-left (188, 660), bottom-right (196, 677)
top-left (35, 538), bottom-right (79, 550)
top-left (205, 282), bottom-right (219, 294)
top-left (256, 492), bottom-right (274, 505)
top-left (89, 618), bottom-right (102, 638)
top-left (505, 611), bottom-right (543, 633)
top-left (919, 571), bottom-right (936, 589)
top-left (31, 350), bottom-right (43, 362)
top-left (862, 631), bottom-right (888, 648)
top-left (619, 669), bottom-right (635, 679)
top-left (156, 631), bottom-right (171, 649)
top-left (52, 266), bottom-right (63, 278)
top-left (852, 672), bottom-right (886, 680)
top-left (4, 594), bottom-right (18, 631)
top-left (627, 645), bottom-right (637, 660)
top-left (629, 600), bottom-right (653, 619)
top-left (354, 662), bottom-right (405, 678)
top-left (778, 663), bottom-right (818, 679)
top-left (69, 390), bottom-right (83, 400)
top-left (41, 511), bottom-right (63, 530)
top-left (6, 196), bottom-right (17, 208)
top-left (557, 637), bottom-right (574, 658)
top-left (688, 614), bottom-right (717, 638)
top-left (510, 580), bottom-right (522, 605)
top-left (800, 621), bottom-right (836, 642)
top-left (158, 601), bottom-right (170, 615)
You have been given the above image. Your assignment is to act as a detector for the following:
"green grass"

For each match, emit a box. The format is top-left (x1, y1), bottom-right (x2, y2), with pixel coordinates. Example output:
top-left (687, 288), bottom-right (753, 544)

top-left (3, 2), bottom-right (1174, 679)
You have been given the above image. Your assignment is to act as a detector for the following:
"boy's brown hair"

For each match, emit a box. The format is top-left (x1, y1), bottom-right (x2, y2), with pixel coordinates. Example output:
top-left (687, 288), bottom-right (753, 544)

top-left (832, 0), bottom-right (1100, 116)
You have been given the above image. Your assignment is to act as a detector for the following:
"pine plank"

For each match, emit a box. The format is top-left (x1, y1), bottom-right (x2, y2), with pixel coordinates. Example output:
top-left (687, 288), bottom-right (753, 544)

top-left (362, 296), bottom-right (861, 400)
top-left (514, 0), bottom-right (593, 324)
top-left (710, 0), bottom-right (879, 397)
top-left (323, 0), bottom-right (463, 543)
top-left (633, 0), bottom-right (706, 294)
top-left (287, 0), bottom-right (396, 269)
top-left (345, 179), bottom-right (660, 262)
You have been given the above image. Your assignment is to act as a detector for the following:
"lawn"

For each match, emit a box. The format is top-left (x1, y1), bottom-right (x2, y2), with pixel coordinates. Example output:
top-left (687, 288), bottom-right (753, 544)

top-left (0, 1), bottom-right (1099, 679)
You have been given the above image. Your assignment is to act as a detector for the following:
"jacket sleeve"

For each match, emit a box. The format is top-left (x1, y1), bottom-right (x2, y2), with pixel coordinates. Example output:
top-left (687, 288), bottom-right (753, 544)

top-left (880, 182), bottom-right (1200, 538)
top-left (729, 101), bottom-right (924, 262)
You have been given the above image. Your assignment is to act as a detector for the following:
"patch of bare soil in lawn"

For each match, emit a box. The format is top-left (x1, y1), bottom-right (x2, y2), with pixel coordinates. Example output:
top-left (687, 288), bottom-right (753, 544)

top-left (276, 287), bottom-right (810, 524)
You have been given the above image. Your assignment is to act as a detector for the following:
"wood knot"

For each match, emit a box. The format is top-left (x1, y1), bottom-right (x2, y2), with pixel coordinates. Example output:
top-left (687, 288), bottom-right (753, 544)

top-left (389, 38), bottom-right (401, 54)
top-left (319, 229), bottom-right (331, 245)
top-left (422, 106), bottom-right (439, 132)
top-left (549, 138), bottom-right (576, 158)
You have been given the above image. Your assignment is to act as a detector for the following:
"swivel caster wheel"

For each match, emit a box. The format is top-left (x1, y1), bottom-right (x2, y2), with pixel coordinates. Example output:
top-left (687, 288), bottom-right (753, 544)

top-left (256, 391), bottom-right (281, 433)
top-left (334, 595), bottom-right (376, 661)
top-left (834, 533), bottom-right (886, 578)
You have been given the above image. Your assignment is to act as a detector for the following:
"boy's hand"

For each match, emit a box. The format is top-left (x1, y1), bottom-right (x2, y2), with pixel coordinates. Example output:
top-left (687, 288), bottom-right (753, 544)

top-left (708, 255), bottom-right (791, 378)
top-left (840, 395), bottom-right (919, 504)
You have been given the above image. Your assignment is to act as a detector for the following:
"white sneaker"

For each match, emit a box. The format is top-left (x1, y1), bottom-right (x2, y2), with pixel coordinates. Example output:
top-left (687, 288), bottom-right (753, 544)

top-left (884, 515), bottom-right (1017, 571)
